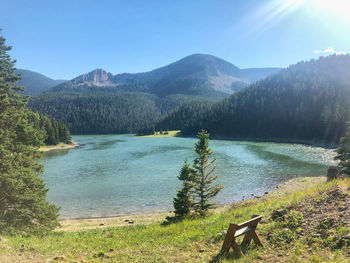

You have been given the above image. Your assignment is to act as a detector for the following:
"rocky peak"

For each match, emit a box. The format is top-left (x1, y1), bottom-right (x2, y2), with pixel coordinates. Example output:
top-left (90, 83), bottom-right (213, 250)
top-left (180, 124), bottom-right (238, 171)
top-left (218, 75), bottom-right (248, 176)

top-left (72, 69), bottom-right (114, 84)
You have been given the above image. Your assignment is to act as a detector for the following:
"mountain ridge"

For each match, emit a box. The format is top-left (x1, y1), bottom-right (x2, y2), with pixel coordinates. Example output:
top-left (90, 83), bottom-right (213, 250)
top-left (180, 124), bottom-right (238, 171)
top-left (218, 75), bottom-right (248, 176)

top-left (16, 69), bottom-right (67, 95)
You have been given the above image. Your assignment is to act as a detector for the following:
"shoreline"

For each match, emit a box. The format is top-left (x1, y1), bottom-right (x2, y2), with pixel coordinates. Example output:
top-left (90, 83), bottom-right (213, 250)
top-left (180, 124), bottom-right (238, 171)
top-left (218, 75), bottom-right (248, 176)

top-left (56, 176), bottom-right (327, 232)
top-left (39, 141), bottom-right (79, 152)
top-left (185, 134), bottom-right (338, 149)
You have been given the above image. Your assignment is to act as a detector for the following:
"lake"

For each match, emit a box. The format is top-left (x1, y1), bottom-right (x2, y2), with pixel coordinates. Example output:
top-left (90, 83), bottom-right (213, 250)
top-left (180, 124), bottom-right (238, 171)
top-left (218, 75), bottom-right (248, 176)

top-left (40, 135), bottom-right (337, 218)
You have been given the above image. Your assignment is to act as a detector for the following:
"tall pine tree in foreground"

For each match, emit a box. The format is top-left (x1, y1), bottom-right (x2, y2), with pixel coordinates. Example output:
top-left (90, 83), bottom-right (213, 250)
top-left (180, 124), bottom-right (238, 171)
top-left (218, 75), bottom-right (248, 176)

top-left (334, 121), bottom-right (350, 177)
top-left (0, 31), bottom-right (59, 235)
top-left (192, 130), bottom-right (222, 217)
top-left (164, 160), bottom-right (195, 224)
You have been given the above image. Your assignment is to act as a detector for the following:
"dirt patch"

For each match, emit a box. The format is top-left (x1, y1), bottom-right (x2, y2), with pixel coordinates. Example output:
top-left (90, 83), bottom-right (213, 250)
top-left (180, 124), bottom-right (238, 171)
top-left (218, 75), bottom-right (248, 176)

top-left (267, 185), bottom-right (350, 261)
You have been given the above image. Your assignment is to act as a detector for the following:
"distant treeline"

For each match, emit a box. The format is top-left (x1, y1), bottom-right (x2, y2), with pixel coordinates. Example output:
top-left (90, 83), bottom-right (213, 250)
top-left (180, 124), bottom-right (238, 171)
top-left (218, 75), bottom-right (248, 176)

top-left (152, 55), bottom-right (350, 145)
top-left (37, 114), bottom-right (72, 145)
top-left (28, 90), bottom-right (214, 134)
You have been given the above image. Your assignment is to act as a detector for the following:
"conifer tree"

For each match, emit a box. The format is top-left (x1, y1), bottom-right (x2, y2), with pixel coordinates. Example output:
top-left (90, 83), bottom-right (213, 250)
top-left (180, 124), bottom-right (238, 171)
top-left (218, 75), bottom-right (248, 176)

top-left (164, 160), bottom-right (195, 224)
top-left (334, 122), bottom-right (350, 177)
top-left (0, 31), bottom-right (59, 235)
top-left (192, 130), bottom-right (222, 216)
top-left (173, 160), bottom-right (195, 219)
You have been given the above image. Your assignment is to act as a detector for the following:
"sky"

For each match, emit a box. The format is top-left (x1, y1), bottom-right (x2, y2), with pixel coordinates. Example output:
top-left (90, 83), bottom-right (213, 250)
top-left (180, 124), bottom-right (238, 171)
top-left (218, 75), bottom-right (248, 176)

top-left (1, 0), bottom-right (350, 79)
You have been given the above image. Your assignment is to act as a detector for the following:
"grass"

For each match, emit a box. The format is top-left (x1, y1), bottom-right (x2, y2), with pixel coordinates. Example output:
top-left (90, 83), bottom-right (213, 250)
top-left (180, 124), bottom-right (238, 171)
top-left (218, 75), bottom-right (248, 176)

top-left (139, 130), bottom-right (181, 138)
top-left (0, 178), bottom-right (349, 262)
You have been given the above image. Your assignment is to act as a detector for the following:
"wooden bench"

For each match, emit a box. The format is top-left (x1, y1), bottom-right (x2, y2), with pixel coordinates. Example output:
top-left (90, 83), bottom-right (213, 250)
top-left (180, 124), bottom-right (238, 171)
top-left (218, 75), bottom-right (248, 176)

top-left (220, 215), bottom-right (263, 256)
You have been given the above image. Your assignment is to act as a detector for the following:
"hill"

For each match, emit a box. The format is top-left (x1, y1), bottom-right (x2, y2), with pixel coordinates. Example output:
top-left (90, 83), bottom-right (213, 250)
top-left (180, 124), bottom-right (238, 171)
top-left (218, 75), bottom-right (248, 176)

top-left (111, 54), bottom-right (249, 96)
top-left (28, 54), bottom-right (254, 134)
top-left (162, 55), bottom-right (350, 145)
top-left (15, 69), bottom-right (66, 95)
top-left (1, 177), bottom-right (349, 262)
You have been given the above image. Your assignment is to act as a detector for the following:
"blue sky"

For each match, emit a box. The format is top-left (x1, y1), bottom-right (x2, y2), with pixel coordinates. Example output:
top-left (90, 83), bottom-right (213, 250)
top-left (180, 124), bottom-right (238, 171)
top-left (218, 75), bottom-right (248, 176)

top-left (1, 0), bottom-right (350, 79)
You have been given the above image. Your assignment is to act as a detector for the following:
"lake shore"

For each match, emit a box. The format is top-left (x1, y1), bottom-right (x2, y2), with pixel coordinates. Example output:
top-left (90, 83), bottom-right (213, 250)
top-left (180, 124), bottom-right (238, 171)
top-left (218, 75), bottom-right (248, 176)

top-left (39, 141), bottom-right (79, 152)
top-left (56, 176), bottom-right (327, 232)
top-left (138, 130), bottom-right (338, 148)
top-left (138, 130), bottom-right (181, 138)
top-left (204, 135), bottom-right (338, 149)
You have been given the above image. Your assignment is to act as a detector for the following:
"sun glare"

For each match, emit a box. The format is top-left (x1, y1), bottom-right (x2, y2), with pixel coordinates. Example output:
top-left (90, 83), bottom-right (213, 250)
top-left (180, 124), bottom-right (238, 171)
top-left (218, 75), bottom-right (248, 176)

top-left (309, 0), bottom-right (350, 23)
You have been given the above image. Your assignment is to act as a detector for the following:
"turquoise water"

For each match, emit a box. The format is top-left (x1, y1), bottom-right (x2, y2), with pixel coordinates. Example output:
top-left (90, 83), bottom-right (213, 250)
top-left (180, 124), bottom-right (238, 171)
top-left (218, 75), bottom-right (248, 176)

top-left (40, 135), bottom-right (337, 218)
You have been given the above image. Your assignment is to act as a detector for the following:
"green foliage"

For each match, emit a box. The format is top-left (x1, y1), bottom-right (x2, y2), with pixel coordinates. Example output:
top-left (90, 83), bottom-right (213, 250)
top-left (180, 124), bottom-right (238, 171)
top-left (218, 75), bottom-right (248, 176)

top-left (164, 160), bottom-right (195, 224)
top-left (28, 88), bottom-right (212, 134)
top-left (15, 69), bottom-right (65, 96)
top-left (192, 130), bottom-right (222, 216)
top-left (284, 210), bottom-right (304, 230)
top-left (136, 125), bottom-right (155, 136)
top-left (0, 31), bottom-right (59, 235)
top-left (3, 178), bottom-right (348, 262)
top-left (28, 54), bottom-right (242, 135)
top-left (36, 114), bottom-right (72, 145)
top-left (334, 121), bottom-right (350, 176)
top-left (161, 55), bottom-right (350, 145)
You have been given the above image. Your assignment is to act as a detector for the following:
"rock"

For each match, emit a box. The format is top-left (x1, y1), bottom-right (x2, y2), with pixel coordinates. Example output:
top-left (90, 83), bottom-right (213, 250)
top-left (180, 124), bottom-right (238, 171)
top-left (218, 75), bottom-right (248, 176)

top-left (199, 249), bottom-right (206, 253)
top-left (72, 69), bottom-right (113, 85)
top-left (128, 221), bottom-right (134, 224)
top-left (99, 223), bottom-right (104, 226)
top-left (327, 166), bottom-right (340, 181)
top-left (265, 192), bottom-right (269, 195)
top-left (124, 219), bottom-right (129, 222)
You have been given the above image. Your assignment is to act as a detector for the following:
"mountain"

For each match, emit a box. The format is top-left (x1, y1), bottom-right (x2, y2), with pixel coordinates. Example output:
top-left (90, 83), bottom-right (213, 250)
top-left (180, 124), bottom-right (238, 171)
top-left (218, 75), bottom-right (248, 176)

top-left (16, 69), bottom-right (66, 95)
top-left (160, 54), bottom-right (350, 145)
top-left (51, 54), bottom-right (250, 97)
top-left (111, 54), bottom-right (249, 96)
top-left (28, 54), bottom-right (253, 134)
top-left (241, 67), bottom-right (282, 82)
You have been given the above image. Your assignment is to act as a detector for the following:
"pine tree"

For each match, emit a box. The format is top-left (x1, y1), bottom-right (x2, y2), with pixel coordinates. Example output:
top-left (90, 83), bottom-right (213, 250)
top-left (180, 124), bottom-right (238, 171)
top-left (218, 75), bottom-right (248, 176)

top-left (334, 122), bottom-right (350, 177)
top-left (0, 31), bottom-right (59, 235)
top-left (173, 160), bottom-right (195, 219)
top-left (192, 130), bottom-right (222, 217)
top-left (163, 160), bottom-right (195, 224)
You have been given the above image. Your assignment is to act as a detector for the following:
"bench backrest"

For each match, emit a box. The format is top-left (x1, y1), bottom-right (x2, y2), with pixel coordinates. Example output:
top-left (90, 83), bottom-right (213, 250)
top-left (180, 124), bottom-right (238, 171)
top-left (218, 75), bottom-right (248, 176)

top-left (232, 215), bottom-right (262, 230)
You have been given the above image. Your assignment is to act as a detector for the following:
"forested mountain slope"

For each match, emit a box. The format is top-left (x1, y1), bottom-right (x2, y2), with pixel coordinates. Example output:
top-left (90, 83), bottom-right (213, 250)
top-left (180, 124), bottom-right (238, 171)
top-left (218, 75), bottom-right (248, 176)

top-left (16, 69), bottom-right (66, 95)
top-left (163, 55), bottom-right (350, 145)
top-left (28, 54), bottom-right (257, 134)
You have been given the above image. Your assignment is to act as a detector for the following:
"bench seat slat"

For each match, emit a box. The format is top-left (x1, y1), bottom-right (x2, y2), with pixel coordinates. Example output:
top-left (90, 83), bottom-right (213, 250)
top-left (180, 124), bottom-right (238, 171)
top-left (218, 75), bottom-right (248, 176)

top-left (234, 226), bottom-right (253, 237)
top-left (237, 215), bottom-right (262, 229)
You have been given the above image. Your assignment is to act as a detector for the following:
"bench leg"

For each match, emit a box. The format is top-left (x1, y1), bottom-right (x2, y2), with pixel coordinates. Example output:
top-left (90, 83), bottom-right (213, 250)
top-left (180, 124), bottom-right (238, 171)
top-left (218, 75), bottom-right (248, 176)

top-left (241, 232), bottom-right (253, 248)
top-left (220, 224), bottom-right (236, 255)
top-left (251, 231), bottom-right (263, 247)
top-left (231, 239), bottom-right (244, 257)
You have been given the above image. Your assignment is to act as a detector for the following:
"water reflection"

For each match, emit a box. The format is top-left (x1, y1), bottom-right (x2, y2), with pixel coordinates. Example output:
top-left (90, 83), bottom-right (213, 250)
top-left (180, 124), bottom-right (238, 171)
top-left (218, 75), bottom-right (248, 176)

top-left (40, 135), bottom-right (336, 218)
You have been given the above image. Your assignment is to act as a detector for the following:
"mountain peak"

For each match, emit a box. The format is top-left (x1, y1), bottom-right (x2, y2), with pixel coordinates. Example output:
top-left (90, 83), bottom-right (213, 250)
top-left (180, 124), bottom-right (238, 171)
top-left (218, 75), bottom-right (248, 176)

top-left (72, 69), bottom-right (114, 85)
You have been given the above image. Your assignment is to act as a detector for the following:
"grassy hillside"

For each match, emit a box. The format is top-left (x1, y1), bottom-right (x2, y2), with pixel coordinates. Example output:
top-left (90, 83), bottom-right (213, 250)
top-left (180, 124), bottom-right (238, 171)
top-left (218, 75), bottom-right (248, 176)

top-left (1, 177), bottom-right (349, 262)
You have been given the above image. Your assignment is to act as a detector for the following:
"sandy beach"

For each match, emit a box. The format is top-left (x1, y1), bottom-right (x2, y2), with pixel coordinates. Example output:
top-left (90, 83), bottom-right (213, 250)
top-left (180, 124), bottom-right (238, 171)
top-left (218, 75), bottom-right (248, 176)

top-left (39, 141), bottom-right (79, 152)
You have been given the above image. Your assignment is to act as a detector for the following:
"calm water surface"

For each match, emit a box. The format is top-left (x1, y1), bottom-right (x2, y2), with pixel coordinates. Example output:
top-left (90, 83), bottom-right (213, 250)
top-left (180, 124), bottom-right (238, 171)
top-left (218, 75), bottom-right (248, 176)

top-left (40, 135), bottom-right (337, 218)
